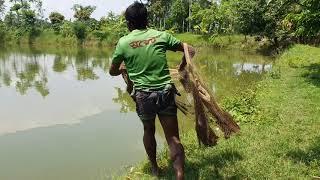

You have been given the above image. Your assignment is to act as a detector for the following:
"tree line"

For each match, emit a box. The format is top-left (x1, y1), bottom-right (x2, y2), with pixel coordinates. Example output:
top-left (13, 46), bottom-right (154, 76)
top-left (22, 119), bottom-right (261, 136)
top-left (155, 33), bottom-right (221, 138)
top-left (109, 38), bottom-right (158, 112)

top-left (0, 0), bottom-right (319, 46)
top-left (146, 0), bottom-right (320, 46)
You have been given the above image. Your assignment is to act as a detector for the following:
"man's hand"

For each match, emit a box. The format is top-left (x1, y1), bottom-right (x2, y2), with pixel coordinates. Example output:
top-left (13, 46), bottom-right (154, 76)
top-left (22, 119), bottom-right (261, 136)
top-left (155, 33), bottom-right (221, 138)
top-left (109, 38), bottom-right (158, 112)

top-left (109, 62), bottom-right (122, 76)
top-left (177, 43), bottom-right (196, 71)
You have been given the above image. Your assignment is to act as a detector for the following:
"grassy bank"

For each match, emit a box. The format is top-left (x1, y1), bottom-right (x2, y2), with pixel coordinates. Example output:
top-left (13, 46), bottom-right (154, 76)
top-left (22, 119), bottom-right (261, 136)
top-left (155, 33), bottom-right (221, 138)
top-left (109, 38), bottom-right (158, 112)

top-left (123, 44), bottom-right (320, 179)
top-left (3, 30), bottom-right (116, 48)
top-left (3, 31), bottom-right (262, 51)
top-left (175, 33), bottom-right (263, 50)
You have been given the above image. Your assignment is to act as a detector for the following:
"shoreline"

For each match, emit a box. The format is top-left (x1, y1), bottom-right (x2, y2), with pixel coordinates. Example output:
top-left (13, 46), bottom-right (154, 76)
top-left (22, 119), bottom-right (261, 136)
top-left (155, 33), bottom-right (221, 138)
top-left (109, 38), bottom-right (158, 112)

top-left (2, 33), bottom-right (265, 52)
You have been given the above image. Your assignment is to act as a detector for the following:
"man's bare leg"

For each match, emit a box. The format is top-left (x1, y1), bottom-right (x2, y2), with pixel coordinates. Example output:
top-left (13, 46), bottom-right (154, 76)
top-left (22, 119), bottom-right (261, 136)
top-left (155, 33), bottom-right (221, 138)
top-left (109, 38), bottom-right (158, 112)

top-left (142, 118), bottom-right (160, 176)
top-left (159, 115), bottom-right (185, 180)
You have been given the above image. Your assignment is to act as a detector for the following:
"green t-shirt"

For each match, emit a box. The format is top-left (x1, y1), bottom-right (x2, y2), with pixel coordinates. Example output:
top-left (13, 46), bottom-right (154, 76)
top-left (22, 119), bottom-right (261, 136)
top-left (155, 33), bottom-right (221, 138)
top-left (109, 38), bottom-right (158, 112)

top-left (112, 29), bottom-right (181, 90)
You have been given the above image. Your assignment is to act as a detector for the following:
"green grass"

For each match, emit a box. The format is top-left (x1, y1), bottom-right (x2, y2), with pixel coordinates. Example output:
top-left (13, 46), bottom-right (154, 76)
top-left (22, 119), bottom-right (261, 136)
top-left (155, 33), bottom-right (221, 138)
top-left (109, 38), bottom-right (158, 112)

top-left (123, 45), bottom-right (320, 179)
top-left (3, 30), bottom-right (262, 51)
top-left (175, 33), bottom-right (262, 50)
top-left (3, 29), bottom-right (116, 48)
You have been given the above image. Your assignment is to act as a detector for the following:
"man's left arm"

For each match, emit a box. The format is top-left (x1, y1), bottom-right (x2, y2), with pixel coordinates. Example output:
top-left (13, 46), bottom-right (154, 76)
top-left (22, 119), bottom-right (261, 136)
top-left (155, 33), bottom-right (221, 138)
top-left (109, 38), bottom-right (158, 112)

top-left (109, 41), bottom-right (125, 76)
top-left (165, 33), bottom-right (196, 70)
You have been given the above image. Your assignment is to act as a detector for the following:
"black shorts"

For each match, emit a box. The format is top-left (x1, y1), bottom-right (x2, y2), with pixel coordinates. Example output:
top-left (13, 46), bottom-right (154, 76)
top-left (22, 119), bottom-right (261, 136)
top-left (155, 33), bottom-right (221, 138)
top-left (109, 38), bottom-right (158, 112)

top-left (133, 84), bottom-right (178, 121)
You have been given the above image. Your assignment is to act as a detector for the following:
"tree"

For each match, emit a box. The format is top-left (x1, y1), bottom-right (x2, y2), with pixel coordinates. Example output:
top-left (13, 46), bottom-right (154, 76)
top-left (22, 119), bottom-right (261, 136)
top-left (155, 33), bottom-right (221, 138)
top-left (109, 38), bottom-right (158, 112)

top-left (49, 12), bottom-right (65, 24)
top-left (21, 9), bottom-right (36, 27)
top-left (73, 21), bottom-right (87, 44)
top-left (33, 0), bottom-right (44, 19)
top-left (72, 4), bottom-right (96, 22)
top-left (234, 0), bottom-right (267, 36)
top-left (190, 1), bottom-right (220, 34)
top-left (216, 0), bottom-right (236, 34)
top-left (0, 0), bottom-right (5, 18)
top-left (0, 21), bottom-right (6, 43)
top-left (3, 0), bottom-right (43, 42)
top-left (4, 12), bottom-right (16, 27)
top-left (60, 21), bottom-right (74, 38)
top-left (168, 0), bottom-right (189, 32)
top-left (49, 12), bottom-right (65, 33)
top-left (148, 0), bottom-right (172, 29)
top-left (284, 0), bottom-right (320, 43)
top-left (96, 13), bottom-right (127, 44)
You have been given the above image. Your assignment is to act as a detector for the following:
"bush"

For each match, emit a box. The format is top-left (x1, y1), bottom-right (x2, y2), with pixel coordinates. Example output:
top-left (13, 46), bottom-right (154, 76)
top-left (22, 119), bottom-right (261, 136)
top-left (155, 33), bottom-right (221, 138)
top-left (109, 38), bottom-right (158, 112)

top-left (61, 21), bottom-right (74, 38)
top-left (92, 30), bottom-right (108, 43)
top-left (73, 21), bottom-right (87, 44)
top-left (222, 89), bottom-right (260, 123)
top-left (0, 22), bottom-right (6, 44)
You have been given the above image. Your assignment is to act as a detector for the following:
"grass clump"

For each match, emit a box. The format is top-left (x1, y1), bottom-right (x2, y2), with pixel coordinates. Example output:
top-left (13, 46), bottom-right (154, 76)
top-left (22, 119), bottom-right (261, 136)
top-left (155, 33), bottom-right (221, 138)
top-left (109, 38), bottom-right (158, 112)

top-left (123, 44), bottom-right (320, 179)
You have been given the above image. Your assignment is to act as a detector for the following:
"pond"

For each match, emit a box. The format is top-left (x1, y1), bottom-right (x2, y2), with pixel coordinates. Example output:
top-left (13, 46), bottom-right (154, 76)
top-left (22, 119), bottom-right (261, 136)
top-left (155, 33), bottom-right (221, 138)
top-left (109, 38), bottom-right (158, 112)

top-left (0, 45), bottom-right (272, 180)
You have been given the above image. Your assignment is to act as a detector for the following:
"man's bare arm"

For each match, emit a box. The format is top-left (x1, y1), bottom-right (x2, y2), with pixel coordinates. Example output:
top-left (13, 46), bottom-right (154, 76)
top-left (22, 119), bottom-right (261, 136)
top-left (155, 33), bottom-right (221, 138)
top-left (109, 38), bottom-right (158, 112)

top-left (176, 43), bottom-right (195, 55)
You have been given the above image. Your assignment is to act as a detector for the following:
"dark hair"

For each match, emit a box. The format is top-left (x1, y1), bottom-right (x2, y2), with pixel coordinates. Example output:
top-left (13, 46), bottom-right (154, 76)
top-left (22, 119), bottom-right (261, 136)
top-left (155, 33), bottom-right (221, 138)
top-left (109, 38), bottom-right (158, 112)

top-left (125, 1), bottom-right (148, 30)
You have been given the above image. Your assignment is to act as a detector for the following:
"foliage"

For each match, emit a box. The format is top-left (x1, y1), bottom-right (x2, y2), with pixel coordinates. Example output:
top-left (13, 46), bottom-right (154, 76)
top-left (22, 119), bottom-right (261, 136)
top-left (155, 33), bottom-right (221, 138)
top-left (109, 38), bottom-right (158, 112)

top-left (95, 12), bottom-right (128, 44)
top-left (145, 0), bottom-right (320, 45)
top-left (1, 0), bottom-right (319, 47)
top-left (73, 21), bottom-right (87, 44)
top-left (1, 0), bottom-right (43, 43)
top-left (167, 0), bottom-right (188, 32)
top-left (284, 0), bottom-right (320, 43)
top-left (147, 0), bottom-right (172, 30)
top-left (21, 9), bottom-right (36, 27)
top-left (0, 0), bottom-right (5, 17)
top-left (222, 89), bottom-right (260, 123)
top-left (234, 0), bottom-right (267, 36)
top-left (72, 4), bottom-right (96, 22)
top-left (60, 21), bottom-right (74, 38)
top-left (0, 21), bottom-right (6, 43)
top-left (49, 12), bottom-right (65, 33)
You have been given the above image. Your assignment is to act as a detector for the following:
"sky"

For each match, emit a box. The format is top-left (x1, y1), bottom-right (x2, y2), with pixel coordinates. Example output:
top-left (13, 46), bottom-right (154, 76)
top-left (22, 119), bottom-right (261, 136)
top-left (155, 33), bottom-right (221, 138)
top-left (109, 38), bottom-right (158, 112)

top-left (3, 0), bottom-right (137, 20)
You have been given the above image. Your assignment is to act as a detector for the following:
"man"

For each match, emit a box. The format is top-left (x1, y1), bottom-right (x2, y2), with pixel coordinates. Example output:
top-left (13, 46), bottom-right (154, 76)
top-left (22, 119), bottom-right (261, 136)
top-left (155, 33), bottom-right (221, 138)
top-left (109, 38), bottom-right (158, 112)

top-left (109, 2), bottom-right (195, 179)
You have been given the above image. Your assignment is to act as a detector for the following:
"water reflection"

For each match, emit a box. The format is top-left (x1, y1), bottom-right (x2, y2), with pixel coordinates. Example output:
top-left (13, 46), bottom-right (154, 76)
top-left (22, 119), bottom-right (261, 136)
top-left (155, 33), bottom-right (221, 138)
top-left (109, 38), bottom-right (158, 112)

top-left (0, 47), bottom-right (273, 100)
top-left (0, 47), bottom-right (110, 97)
top-left (233, 63), bottom-right (272, 75)
top-left (0, 52), bottom-right (49, 96)
top-left (0, 46), bottom-right (115, 135)
top-left (112, 88), bottom-right (135, 113)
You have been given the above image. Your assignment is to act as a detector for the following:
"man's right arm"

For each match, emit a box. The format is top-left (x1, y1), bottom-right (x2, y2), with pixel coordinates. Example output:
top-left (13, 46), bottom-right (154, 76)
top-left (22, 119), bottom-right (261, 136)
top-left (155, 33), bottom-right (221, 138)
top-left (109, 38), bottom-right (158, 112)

top-left (110, 40), bottom-right (125, 76)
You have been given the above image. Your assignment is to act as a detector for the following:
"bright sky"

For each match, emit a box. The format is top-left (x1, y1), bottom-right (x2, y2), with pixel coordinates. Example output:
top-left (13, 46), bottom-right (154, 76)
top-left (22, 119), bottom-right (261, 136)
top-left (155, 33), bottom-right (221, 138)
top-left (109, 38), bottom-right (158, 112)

top-left (3, 0), bottom-right (137, 20)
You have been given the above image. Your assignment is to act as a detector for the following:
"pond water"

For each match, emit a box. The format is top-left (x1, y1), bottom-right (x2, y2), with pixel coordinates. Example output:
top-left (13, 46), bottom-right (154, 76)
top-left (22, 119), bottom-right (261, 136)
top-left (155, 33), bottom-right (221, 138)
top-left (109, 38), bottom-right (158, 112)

top-left (0, 45), bottom-right (272, 180)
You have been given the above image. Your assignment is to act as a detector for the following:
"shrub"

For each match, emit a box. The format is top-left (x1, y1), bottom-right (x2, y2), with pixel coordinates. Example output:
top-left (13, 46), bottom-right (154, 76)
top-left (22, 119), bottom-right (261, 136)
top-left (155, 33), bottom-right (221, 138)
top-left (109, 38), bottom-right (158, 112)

top-left (61, 21), bottom-right (74, 38)
top-left (222, 89), bottom-right (260, 123)
top-left (0, 22), bottom-right (6, 44)
top-left (73, 21), bottom-right (87, 44)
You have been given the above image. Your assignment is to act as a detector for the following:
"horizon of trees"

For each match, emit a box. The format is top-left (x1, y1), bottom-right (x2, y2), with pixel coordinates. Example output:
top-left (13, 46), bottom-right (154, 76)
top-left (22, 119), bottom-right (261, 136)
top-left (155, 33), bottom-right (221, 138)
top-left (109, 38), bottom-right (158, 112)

top-left (0, 0), bottom-right (319, 46)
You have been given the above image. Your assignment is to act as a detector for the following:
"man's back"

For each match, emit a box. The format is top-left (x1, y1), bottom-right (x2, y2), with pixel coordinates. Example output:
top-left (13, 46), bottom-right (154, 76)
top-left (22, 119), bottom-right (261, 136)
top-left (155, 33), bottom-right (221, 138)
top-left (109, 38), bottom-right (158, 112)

top-left (112, 29), bottom-right (181, 91)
